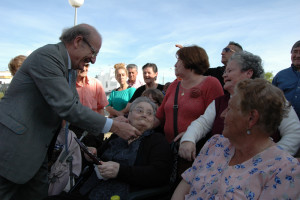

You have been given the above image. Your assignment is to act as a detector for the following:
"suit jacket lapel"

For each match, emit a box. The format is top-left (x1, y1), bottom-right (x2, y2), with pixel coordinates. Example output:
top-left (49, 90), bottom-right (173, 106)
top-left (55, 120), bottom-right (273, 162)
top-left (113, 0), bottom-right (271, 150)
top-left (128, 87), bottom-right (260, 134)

top-left (57, 42), bottom-right (69, 80)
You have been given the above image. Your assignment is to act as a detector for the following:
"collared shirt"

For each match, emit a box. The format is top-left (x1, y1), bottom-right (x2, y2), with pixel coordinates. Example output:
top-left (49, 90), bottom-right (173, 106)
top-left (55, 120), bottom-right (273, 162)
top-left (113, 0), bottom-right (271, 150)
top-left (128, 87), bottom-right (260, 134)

top-left (76, 76), bottom-right (108, 113)
top-left (273, 64), bottom-right (300, 120)
top-left (66, 53), bottom-right (112, 132)
top-left (77, 76), bottom-right (112, 133)
top-left (127, 78), bottom-right (145, 89)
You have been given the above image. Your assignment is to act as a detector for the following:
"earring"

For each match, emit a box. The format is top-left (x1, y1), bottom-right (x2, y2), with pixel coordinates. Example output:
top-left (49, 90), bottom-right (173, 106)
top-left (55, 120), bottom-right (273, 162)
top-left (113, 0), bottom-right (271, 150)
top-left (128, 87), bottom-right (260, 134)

top-left (247, 129), bottom-right (251, 135)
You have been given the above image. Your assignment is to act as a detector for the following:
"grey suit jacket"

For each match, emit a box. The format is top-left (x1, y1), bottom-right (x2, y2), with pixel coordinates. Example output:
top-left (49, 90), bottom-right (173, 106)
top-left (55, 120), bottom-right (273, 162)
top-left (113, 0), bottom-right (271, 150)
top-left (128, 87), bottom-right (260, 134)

top-left (0, 42), bottom-right (107, 184)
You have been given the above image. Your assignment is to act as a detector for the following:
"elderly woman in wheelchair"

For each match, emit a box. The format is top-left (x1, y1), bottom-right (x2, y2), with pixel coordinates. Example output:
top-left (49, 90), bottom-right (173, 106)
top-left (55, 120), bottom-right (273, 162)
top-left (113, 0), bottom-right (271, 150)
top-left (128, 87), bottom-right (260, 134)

top-left (72, 97), bottom-right (172, 200)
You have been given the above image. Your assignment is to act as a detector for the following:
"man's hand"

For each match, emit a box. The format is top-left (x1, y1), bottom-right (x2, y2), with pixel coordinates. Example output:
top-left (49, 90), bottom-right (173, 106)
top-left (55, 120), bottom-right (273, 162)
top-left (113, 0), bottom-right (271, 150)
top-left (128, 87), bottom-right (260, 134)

top-left (97, 161), bottom-right (120, 179)
top-left (110, 120), bottom-right (141, 140)
top-left (114, 116), bottom-right (129, 123)
top-left (178, 141), bottom-right (196, 161)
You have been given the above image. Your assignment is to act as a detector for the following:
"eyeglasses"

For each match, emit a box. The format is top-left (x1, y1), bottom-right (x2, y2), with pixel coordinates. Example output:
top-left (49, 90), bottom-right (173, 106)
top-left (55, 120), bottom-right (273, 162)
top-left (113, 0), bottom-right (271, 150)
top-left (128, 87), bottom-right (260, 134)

top-left (222, 47), bottom-right (235, 53)
top-left (82, 37), bottom-right (98, 58)
top-left (132, 107), bottom-right (154, 117)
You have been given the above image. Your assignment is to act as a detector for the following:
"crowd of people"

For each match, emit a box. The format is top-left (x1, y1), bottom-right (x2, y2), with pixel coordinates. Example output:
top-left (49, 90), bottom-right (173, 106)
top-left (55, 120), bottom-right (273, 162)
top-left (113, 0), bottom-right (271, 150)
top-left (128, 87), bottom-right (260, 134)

top-left (0, 23), bottom-right (299, 200)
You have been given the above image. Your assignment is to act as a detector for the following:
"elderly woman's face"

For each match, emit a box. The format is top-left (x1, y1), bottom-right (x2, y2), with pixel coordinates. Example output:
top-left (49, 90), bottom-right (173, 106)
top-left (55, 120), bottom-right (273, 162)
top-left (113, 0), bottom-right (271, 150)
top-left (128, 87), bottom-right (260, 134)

top-left (221, 94), bottom-right (248, 139)
top-left (223, 60), bottom-right (251, 94)
top-left (128, 102), bottom-right (155, 132)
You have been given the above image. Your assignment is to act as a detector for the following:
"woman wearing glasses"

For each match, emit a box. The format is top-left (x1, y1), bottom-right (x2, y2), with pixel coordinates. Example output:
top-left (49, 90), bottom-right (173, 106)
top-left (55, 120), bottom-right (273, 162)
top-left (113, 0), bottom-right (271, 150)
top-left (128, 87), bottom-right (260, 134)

top-left (74, 97), bottom-right (172, 200)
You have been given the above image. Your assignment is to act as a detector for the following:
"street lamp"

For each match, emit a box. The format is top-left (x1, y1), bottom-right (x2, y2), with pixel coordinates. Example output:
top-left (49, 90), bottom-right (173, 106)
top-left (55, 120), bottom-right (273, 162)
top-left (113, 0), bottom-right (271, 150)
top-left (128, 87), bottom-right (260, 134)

top-left (68, 0), bottom-right (84, 26)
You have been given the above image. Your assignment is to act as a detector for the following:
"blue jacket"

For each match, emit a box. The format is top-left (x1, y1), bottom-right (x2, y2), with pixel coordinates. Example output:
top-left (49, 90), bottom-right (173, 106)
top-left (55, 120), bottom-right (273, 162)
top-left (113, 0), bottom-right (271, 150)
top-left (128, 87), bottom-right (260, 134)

top-left (272, 65), bottom-right (300, 120)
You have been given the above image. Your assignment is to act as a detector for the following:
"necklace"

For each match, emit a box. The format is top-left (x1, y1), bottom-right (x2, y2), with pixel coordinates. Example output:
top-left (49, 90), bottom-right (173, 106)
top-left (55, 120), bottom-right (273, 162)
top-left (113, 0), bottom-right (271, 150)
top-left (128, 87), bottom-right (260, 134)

top-left (181, 87), bottom-right (185, 96)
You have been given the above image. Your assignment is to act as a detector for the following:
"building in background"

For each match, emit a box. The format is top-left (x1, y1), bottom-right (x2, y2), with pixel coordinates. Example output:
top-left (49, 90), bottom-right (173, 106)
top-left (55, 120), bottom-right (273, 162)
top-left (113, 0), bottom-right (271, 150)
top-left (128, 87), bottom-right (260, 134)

top-left (0, 71), bottom-right (12, 84)
top-left (95, 68), bottom-right (118, 95)
top-left (0, 71), bottom-right (12, 99)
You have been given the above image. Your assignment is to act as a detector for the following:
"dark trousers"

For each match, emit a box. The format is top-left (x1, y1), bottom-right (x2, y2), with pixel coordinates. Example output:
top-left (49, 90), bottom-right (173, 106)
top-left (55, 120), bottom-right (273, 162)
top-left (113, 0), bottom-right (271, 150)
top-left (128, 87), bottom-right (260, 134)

top-left (0, 156), bottom-right (48, 200)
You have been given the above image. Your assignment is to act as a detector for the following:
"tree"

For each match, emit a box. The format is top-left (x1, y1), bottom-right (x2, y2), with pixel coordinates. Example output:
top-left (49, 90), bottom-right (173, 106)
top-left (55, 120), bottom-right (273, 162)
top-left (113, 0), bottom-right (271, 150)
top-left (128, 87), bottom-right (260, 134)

top-left (264, 72), bottom-right (274, 82)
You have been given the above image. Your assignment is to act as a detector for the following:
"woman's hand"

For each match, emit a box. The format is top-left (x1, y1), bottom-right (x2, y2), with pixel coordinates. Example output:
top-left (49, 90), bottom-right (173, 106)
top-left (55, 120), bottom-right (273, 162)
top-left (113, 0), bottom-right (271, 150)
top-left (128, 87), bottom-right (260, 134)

top-left (84, 147), bottom-right (97, 162)
top-left (97, 161), bottom-right (120, 179)
top-left (179, 141), bottom-right (196, 161)
top-left (174, 132), bottom-right (185, 142)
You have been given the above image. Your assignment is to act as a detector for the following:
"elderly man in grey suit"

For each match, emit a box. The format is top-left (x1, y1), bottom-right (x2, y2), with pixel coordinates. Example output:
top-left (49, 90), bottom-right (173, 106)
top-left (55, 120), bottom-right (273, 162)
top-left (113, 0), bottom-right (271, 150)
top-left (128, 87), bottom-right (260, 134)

top-left (0, 24), bottom-right (141, 200)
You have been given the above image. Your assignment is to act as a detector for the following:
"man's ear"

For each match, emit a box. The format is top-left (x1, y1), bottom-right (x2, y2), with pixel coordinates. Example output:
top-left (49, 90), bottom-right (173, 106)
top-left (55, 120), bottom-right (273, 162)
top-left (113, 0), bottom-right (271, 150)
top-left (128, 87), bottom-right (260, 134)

top-left (73, 36), bottom-right (83, 49)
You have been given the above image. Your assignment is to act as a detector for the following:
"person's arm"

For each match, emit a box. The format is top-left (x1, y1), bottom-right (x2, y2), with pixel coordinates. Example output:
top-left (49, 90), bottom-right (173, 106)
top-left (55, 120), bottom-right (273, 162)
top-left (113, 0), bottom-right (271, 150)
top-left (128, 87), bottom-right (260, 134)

top-left (178, 101), bottom-right (216, 161)
top-left (120, 102), bottom-right (131, 115)
top-left (97, 108), bottom-right (105, 116)
top-left (30, 46), bottom-right (110, 135)
top-left (171, 179), bottom-right (190, 200)
top-left (105, 106), bottom-right (124, 118)
top-left (95, 79), bottom-right (108, 116)
top-left (153, 117), bottom-right (161, 128)
top-left (153, 86), bottom-right (169, 128)
top-left (180, 101), bottom-right (216, 143)
top-left (108, 119), bottom-right (141, 140)
top-left (277, 105), bottom-right (300, 155)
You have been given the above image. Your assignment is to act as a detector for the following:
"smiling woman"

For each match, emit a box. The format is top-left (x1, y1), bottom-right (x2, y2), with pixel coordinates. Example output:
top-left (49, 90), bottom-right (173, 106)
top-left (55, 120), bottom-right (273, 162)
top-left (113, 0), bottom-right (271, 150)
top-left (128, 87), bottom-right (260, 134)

top-left (179, 51), bottom-right (300, 163)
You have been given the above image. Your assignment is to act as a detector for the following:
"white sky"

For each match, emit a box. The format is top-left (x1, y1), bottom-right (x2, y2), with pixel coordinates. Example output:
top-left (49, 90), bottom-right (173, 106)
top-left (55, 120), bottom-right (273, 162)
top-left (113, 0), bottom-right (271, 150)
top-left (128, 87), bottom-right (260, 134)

top-left (0, 0), bottom-right (299, 83)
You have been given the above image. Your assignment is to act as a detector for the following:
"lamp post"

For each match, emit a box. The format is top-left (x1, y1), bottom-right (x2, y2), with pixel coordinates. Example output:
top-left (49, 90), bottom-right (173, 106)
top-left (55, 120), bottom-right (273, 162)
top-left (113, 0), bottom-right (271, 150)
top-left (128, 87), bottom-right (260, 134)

top-left (68, 0), bottom-right (84, 26)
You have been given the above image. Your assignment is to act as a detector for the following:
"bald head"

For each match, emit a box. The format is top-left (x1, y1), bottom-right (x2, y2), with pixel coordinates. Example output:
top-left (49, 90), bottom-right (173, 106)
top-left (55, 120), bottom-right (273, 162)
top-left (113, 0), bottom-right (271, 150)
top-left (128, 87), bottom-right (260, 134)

top-left (59, 23), bottom-right (102, 46)
top-left (61, 23), bottom-right (102, 70)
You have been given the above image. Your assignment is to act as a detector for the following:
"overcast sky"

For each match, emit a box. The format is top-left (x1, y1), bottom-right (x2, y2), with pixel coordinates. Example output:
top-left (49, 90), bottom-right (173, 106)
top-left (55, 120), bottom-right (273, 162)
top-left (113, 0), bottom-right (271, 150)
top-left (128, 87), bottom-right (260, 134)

top-left (0, 0), bottom-right (299, 83)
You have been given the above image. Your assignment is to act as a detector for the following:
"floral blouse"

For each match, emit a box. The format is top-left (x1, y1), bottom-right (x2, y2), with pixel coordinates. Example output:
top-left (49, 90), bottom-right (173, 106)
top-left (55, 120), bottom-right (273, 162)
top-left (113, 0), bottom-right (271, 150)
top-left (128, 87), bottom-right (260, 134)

top-left (182, 135), bottom-right (300, 199)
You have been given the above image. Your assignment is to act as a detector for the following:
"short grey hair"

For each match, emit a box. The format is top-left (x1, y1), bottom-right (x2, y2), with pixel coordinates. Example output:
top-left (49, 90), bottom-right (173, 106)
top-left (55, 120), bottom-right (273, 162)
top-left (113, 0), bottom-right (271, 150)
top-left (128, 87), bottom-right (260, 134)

top-left (59, 23), bottom-right (98, 44)
top-left (229, 51), bottom-right (264, 79)
top-left (228, 41), bottom-right (243, 52)
top-left (127, 64), bottom-right (138, 71)
top-left (130, 97), bottom-right (157, 115)
top-left (291, 40), bottom-right (300, 53)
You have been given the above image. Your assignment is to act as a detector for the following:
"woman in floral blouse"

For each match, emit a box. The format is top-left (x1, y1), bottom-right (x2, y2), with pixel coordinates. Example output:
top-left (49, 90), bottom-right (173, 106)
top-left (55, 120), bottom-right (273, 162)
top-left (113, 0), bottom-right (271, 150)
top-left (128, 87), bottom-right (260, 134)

top-left (172, 78), bottom-right (300, 199)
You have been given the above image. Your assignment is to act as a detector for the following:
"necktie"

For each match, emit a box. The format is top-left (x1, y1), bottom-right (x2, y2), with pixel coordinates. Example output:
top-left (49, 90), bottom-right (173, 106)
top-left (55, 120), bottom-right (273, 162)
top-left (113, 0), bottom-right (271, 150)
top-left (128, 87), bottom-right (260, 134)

top-left (65, 69), bottom-right (73, 153)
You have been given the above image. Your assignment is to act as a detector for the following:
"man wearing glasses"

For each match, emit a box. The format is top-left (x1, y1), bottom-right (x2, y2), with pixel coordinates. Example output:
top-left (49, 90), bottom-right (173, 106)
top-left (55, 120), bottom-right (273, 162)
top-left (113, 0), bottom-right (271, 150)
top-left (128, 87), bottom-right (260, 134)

top-left (0, 23), bottom-right (141, 200)
top-left (204, 41), bottom-right (243, 89)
